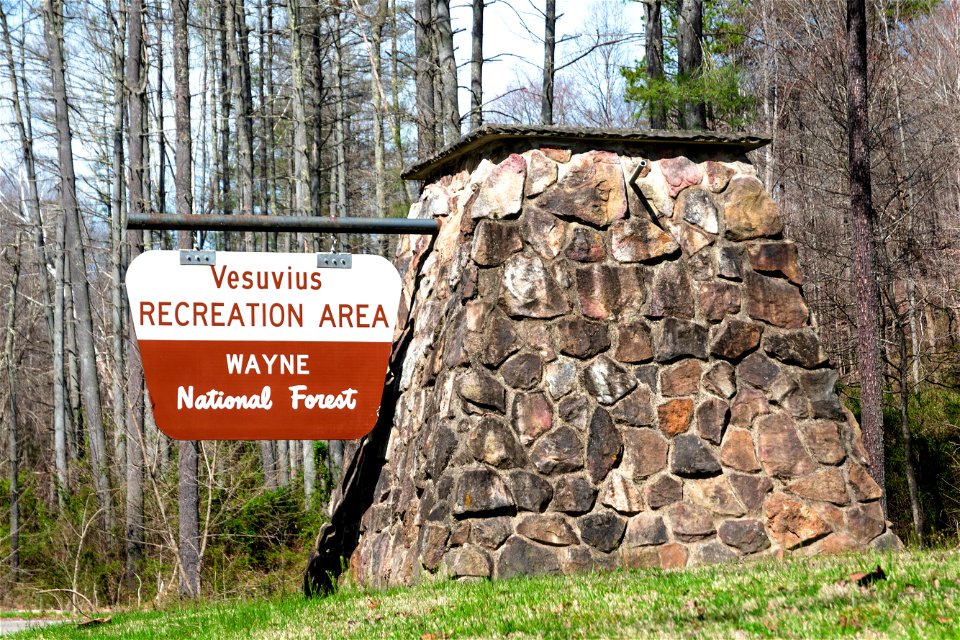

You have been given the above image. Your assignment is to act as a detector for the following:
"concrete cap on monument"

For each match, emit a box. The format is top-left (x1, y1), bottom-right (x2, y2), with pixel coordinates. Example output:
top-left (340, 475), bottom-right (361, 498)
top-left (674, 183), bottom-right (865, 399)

top-left (126, 250), bottom-right (401, 440)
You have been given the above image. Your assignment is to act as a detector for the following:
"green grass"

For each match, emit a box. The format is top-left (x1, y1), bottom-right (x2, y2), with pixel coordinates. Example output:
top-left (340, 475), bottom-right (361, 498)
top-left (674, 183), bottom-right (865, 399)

top-left (9, 548), bottom-right (960, 639)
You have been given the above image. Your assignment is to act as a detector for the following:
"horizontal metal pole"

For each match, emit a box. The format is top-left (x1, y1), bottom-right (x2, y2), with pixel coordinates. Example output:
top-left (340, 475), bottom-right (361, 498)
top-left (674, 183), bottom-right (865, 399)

top-left (127, 213), bottom-right (440, 235)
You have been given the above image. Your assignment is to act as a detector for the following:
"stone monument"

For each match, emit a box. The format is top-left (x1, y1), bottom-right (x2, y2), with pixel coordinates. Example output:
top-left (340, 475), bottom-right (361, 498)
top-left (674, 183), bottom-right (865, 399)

top-left (305, 126), bottom-right (899, 593)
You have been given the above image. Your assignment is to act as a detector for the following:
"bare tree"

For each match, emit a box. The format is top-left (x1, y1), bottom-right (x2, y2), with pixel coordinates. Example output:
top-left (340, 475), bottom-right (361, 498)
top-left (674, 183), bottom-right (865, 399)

top-left (678, 0), bottom-right (706, 128)
top-left (846, 0), bottom-right (885, 502)
top-left (470, 0), bottom-right (483, 131)
top-left (643, 0), bottom-right (666, 128)
top-left (435, 0), bottom-right (459, 141)
top-left (41, 0), bottom-right (114, 534)
top-left (415, 0), bottom-right (437, 155)
top-left (125, 0), bottom-right (147, 592)
top-left (174, 0), bottom-right (201, 598)
top-left (3, 231), bottom-right (22, 580)
top-left (541, 0), bottom-right (556, 125)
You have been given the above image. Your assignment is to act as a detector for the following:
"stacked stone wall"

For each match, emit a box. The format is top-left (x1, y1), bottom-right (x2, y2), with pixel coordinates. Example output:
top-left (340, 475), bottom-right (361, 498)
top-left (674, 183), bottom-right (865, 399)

top-left (349, 144), bottom-right (899, 587)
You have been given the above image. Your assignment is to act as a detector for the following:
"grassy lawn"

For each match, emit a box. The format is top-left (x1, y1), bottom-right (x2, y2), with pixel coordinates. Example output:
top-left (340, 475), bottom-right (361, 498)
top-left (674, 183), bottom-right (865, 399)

top-left (9, 548), bottom-right (960, 639)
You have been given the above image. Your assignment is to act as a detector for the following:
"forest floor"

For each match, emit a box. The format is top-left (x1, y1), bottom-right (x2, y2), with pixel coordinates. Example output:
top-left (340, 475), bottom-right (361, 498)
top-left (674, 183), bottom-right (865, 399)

top-left (5, 547), bottom-right (960, 639)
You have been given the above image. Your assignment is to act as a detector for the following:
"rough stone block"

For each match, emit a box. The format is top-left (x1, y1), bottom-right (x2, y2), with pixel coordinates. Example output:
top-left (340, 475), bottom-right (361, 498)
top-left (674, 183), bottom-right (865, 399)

top-left (787, 468), bottom-right (850, 506)
top-left (459, 370), bottom-right (507, 413)
top-left (454, 469), bottom-right (515, 516)
top-left (530, 426), bottom-right (584, 474)
top-left (746, 241), bottom-right (802, 284)
top-left (517, 513), bottom-right (579, 546)
top-left (501, 254), bottom-right (570, 318)
top-left (658, 398), bottom-right (695, 437)
top-left (508, 470), bottom-right (554, 512)
top-left (614, 320), bottom-right (655, 363)
top-left (688, 476), bottom-right (747, 517)
top-left (551, 475), bottom-right (598, 514)
top-left (554, 317), bottom-right (611, 359)
top-left (472, 220), bottom-right (523, 266)
top-left (470, 153), bottom-right (526, 219)
top-left (611, 386), bottom-right (656, 427)
top-left (512, 392), bottom-right (553, 445)
top-left (469, 417), bottom-right (527, 469)
top-left (847, 463), bottom-right (883, 502)
top-left (763, 329), bottom-right (828, 369)
top-left (623, 429), bottom-right (669, 479)
top-left (582, 356), bottom-right (638, 405)
top-left (656, 318), bottom-right (709, 363)
top-left (623, 513), bottom-right (668, 547)
top-left (720, 429), bottom-right (760, 473)
top-left (646, 474), bottom-right (683, 509)
top-left (566, 225), bottom-right (607, 262)
top-left (500, 352), bottom-right (543, 390)
top-left (700, 281), bottom-right (742, 322)
top-left (600, 471), bottom-right (645, 514)
top-left (660, 359), bottom-right (704, 397)
top-left (670, 433), bottom-right (722, 477)
top-left (586, 408), bottom-right (623, 484)
top-left (667, 503), bottom-right (716, 541)
top-left (745, 271), bottom-right (809, 329)
top-left (577, 510), bottom-right (627, 552)
top-left (718, 519), bottom-right (770, 554)
top-left (846, 502), bottom-right (885, 543)
top-left (710, 319), bottom-right (763, 361)
top-left (696, 398), bottom-right (730, 445)
top-left (678, 186), bottom-right (719, 234)
top-left (496, 536), bottom-right (561, 579)
top-left (738, 352), bottom-right (781, 390)
top-left (451, 545), bottom-right (492, 578)
top-left (522, 206), bottom-right (569, 259)
top-left (576, 265), bottom-right (622, 320)
top-left (723, 175), bottom-right (783, 240)
top-left (647, 262), bottom-right (694, 319)
top-left (799, 421), bottom-right (846, 466)
top-left (729, 473), bottom-right (773, 512)
top-left (757, 412), bottom-right (816, 478)
top-left (660, 156), bottom-right (704, 197)
top-left (537, 151), bottom-right (627, 227)
top-left (611, 218), bottom-right (679, 263)
top-left (765, 492), bottom-right (831, 549)
top-left (702, 361), bottom-right (737, 399)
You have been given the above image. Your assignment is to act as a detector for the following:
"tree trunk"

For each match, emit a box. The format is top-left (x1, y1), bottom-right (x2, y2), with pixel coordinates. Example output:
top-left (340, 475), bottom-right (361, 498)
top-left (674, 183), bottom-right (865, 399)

top-left (64, 270), bottom-right (81, 461)
top-left (218, 0), bottom-right (232, 223)
top-left (371, 0), bottom-right (388, 248)
top-left (156, 11), bottom-right (166, 219)
top-left (0, 3), bottom-right (67, 504)
top-left (4, 232), bottom-right (22, 581)
top-left (846, 0), bottom-right (885, 505)
top-left (309, 6), bottom-right (326, 224)
top-left (41, 0), bottom-right (114, 534)
top-left (541, 0), bottom-right (556, 125)
top-left (53, 199), bottom-right (69, 505)
top-left (434, 0), bottom-right (459, 142)
top-left (288, 0), bottom-right (313, 253)
top-left (415, 0), bottom-right (437, 156)
top-left (469, 0), bottom-right (483, 131)
top-left (174, 0), bottom-right (201, 598)
top-left (678, 0), bottom-right (706, 129)
top-left (110, 0), bottom-right (128, 481)
top-left (229, 0), bottom-right (255, 238)
top-left (125, 0), bottom-right (146, 592)
top-left (643, 0), bottom-right (666, 129)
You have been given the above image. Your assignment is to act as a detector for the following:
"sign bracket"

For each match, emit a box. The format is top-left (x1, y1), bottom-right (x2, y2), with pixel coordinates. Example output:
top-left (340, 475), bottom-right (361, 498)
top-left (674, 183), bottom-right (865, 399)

top-left (180, 250), bottom-right (216, 266)
top-left (317, 253), bottom-right (352, 269)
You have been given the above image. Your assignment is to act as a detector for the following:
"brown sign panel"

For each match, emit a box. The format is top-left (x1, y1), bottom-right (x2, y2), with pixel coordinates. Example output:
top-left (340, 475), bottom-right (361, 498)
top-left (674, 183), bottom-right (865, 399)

top-left (126, 251), bottom-right (401, 440)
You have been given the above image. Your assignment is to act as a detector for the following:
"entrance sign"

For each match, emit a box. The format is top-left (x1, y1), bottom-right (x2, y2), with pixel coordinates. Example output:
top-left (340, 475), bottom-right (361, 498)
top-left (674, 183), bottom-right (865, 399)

top-left (126, 251), bottom-right (401, 440)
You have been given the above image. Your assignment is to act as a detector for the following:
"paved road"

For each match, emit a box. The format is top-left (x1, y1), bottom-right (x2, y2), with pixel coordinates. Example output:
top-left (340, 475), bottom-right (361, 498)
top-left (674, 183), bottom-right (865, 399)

top-left (0, 619), bottom-right (65, 635)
